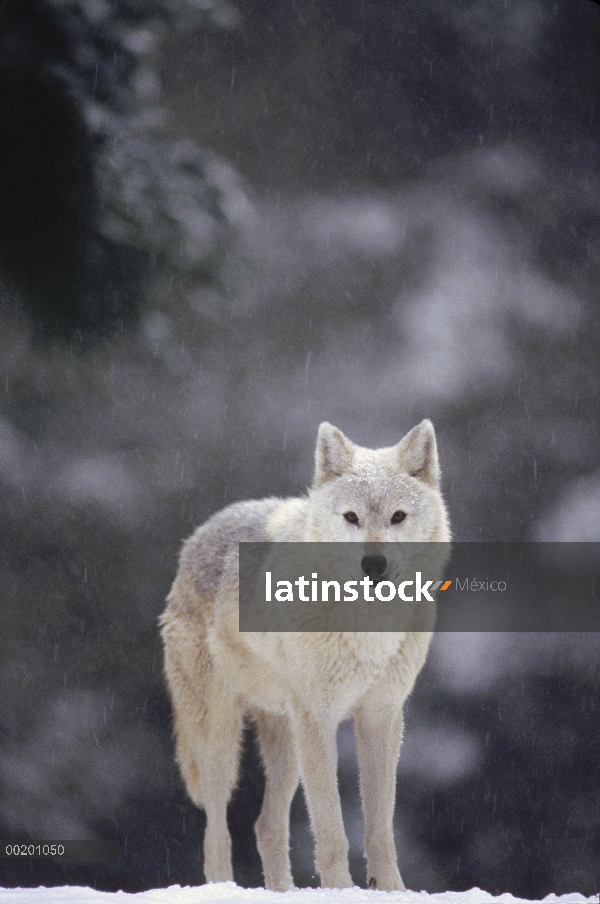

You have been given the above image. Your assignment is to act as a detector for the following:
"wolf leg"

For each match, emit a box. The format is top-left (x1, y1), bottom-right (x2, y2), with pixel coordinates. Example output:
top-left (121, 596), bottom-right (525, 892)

top-left (291, 710), bottom-right (352, 889)
top-left (196, 686), bottom-right (243, 884)
top-left (354, 704), bottom-right (405, 891)
top-left (162, 613), bottom-right (241, 882)
top-left (254, 710), bottom-right (299, 891)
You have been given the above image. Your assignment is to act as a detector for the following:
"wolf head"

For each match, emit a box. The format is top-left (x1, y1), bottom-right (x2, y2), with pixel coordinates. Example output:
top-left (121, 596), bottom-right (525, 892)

top-left (306, 420), bottom-right (451, 546)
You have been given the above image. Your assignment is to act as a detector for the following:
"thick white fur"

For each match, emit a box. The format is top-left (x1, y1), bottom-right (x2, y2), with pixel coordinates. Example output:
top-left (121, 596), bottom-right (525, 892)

top-left (160, 420), bottom-right (451, 891)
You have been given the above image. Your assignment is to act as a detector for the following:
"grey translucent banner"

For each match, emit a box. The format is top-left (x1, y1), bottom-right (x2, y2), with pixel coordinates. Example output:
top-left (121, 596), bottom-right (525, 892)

top-left (238, 542), bottom-right (599, 631)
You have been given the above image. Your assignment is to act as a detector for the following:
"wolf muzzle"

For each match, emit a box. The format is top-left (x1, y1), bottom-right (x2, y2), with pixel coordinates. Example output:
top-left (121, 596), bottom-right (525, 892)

top-left (361, 553), bottom-right (388, 582)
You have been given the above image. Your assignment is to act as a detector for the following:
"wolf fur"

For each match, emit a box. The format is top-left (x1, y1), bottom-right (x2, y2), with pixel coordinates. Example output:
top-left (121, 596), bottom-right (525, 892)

top-left (160, 419), bottom-right (451, 891)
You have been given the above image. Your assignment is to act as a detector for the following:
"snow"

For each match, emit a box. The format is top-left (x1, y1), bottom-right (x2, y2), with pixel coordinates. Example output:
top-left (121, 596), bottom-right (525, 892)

top-left (0, 883), bottom-right (597, 904)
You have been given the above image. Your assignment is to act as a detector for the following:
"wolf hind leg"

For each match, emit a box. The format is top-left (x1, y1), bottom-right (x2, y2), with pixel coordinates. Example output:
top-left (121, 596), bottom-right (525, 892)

top-left (172, 675), bottom-right (243, 883)
top-left (162, 600), bottom-right (244, 882)
top-left (195, 688), bottom-right (243, 884)
top-left (254, 710), bottom-right (300, 891)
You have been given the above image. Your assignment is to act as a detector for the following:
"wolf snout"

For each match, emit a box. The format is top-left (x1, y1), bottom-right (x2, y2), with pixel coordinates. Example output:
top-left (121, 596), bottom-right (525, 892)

top-left (361, 553), bottom-right (388, 580)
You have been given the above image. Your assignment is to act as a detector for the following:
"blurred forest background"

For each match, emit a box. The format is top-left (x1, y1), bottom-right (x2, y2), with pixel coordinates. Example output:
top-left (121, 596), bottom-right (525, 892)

top-left (1, 0), bottom-right (600, 897)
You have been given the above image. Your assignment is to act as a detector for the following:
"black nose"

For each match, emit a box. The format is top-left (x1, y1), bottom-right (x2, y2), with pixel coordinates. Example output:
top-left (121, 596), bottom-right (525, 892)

top-left (361, 554), bottom-right (388, 579)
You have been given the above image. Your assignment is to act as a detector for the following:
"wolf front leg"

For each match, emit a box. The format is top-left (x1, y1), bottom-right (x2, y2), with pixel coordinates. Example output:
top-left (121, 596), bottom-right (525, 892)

top-left (354, 703), bottom-right (405, 891)
top-left (291, 710), bottom-right (353, 889)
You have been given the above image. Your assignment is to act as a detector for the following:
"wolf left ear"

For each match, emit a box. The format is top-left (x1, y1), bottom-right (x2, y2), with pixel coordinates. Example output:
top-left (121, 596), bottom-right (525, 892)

top-left (314, 422), bottom-right (354, 487)
top-left (396, 419), bottom-right (440, 487)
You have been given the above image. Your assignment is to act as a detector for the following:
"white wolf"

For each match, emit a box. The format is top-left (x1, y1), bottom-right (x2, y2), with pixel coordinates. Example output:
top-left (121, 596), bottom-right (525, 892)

top-left (160, 419), bottom-right (451, 891)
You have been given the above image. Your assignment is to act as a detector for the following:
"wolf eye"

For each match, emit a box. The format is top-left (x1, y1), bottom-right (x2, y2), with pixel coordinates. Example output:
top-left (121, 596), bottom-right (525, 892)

top-left (344, 511), bottom-right (359, 525)
top-left (391, 510), bottom-right (406, 524)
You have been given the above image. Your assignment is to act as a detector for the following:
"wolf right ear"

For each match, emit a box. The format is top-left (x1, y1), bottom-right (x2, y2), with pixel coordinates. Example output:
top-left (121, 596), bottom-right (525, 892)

top-left (313, 422), bottom-right (354, 487)
top-left (396, 419), bottom-right (440, 487)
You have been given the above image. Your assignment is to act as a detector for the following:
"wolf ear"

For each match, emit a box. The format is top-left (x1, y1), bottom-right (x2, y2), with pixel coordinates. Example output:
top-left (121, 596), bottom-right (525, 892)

top-left (314, 422), bottom-right (354, 487)
top-left (396, 419), bottom-right (440, 487)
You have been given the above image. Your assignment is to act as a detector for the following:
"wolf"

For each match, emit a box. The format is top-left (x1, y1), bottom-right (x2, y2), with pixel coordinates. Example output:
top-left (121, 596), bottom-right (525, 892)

top-left (160, 419), bottom-right (451, 891)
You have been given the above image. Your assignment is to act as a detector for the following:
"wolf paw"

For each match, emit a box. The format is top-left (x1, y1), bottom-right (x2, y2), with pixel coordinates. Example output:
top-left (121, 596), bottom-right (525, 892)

top-left (319, 864), bottom-right (353, 889)
top-left (265, 876), bottom-right (295, 892)
top-left (367, 867), bottom-right (405, 891)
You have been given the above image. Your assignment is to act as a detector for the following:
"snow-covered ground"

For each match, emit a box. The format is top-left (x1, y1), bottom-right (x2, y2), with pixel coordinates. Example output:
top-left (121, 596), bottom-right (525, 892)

top-left (0, 883), bottom-right (597, 904)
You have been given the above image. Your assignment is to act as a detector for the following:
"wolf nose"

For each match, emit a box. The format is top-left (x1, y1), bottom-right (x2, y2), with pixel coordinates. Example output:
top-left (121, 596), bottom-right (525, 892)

top-left (361, 554), bottom-right (388, 578)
